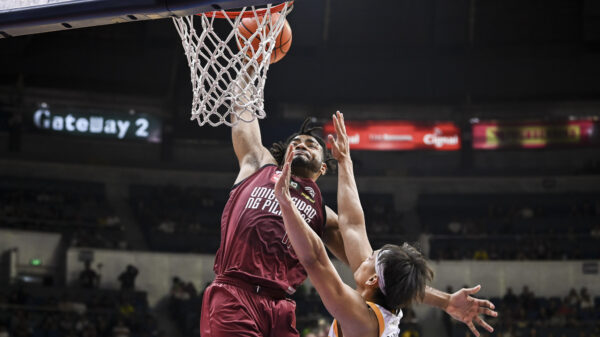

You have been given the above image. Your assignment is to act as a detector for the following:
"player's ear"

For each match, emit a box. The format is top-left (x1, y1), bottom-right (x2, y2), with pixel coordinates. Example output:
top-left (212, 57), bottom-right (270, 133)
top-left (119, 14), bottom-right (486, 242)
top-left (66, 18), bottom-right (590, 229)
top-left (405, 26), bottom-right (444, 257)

top-left (365, 274), bottom-right (379, 288)
top-left (319, 162), bottom-right (327, 176)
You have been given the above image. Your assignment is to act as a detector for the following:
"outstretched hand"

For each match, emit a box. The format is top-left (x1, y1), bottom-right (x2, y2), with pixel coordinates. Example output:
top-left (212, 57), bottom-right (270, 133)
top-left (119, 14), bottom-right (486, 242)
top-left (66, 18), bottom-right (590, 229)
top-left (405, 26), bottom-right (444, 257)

top-left (445, 285), bottom-right (497, 337)
top-left (274, 144), bottom-right (294, 204)
top-left (327, 111), bottom-right (350, 163)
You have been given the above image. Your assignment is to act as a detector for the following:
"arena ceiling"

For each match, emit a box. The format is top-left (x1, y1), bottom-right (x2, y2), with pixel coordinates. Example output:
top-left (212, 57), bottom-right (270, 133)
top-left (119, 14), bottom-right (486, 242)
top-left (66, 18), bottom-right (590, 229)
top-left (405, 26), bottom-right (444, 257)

top-left (1, 0), bottom-right (599, 121)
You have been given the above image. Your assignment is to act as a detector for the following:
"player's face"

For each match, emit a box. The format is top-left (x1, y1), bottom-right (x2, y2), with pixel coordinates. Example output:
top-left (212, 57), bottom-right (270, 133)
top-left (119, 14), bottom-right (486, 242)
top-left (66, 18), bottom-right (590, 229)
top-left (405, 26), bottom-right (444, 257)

top-left (286, 135), bottom-right (326, 178)
top-left (354, 249), bottom-right (380, 288)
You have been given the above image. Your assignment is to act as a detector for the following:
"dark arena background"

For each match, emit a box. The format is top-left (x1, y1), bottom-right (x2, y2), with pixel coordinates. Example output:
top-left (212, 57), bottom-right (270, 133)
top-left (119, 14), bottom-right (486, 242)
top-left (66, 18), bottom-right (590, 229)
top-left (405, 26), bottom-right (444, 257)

top-left (1, 0), bottom-right (600, 336)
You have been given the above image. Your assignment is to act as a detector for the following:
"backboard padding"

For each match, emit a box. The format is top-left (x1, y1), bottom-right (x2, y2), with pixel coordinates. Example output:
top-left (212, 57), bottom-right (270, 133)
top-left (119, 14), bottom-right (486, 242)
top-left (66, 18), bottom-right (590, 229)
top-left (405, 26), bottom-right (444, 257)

top-left (0, 0), bottom-right (285, 38)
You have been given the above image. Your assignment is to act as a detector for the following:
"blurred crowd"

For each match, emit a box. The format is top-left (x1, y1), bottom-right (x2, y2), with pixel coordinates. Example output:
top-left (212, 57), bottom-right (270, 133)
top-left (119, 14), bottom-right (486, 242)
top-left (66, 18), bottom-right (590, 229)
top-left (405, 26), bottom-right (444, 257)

top-left (129, 185), bottom-right (223, 253)
top-left (167, 277), bottom-right (204, 337)
top-left (131, 185), bottom-right (223, 236)
top-left (3, 177), bottom-right (598, 262)
top-left (422, 195), bottom-right (600, 260)
top-left (0, 281), bottom-right (156, 337)
top-left (0, 178), bottom-right (124, 249)
top-left (448, 286), bottom-right (600, 337)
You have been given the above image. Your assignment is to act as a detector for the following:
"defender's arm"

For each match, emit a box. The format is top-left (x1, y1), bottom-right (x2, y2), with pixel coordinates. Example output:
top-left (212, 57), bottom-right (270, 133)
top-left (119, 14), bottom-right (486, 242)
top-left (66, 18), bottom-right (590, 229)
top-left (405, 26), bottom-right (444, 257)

top-left (329, 112), bottom-right (497, 336)
top-left (327, 112), bottom-right (373, 272)
top-left (275, 147), bottom-right (378, 337)
top-left (322, 207), bottom-right (349, 266)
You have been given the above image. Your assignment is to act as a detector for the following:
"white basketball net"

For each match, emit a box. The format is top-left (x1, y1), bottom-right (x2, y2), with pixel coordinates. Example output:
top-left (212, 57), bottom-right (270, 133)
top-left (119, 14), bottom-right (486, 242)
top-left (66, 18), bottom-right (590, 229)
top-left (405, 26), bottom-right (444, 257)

top-left (173, 2), bottom-right (293, 127)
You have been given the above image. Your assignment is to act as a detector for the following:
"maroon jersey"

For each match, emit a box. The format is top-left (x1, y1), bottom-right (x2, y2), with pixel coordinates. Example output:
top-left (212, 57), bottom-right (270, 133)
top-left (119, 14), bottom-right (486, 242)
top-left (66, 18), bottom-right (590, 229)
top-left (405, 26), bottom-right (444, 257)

top-left (214, 164), bottom-right (326, 294)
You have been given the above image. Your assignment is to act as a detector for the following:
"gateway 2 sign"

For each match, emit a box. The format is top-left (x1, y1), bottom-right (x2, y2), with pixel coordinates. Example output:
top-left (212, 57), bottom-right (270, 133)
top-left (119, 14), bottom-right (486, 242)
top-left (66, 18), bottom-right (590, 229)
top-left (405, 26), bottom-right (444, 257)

top-left (32, 103), bottom-right (161, 142)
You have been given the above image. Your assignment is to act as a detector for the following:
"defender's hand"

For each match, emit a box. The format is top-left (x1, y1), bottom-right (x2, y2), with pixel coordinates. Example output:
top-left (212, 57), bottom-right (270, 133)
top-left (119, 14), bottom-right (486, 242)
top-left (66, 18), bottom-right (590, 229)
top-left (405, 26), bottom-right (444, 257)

top-left (445, 285), bottom-right (497, 337)
top-left (274, 145), bottom-right (294, 204)
top-left (327, 111), bottom-right (350, 163)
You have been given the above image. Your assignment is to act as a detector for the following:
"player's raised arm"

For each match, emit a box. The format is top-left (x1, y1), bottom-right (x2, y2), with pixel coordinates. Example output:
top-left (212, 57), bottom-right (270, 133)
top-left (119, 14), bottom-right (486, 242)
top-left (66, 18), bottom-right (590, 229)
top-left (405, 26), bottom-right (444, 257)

top-left (231, 69), bottom-right (276, 185)
top-left (329, 112), bottom-right (497, 336)
top-left (327, 111), bottom-right (373, 272)
top-left (322, 207), bottom-right (349, 265)
top-left (274, 146), bottom-right (377, 337)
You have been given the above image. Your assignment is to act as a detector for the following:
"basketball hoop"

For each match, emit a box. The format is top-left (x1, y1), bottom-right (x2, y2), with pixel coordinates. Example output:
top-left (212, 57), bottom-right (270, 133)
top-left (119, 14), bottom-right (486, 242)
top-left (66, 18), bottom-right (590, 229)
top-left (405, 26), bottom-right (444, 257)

top-left (173, 2), bottom-right (293, 127)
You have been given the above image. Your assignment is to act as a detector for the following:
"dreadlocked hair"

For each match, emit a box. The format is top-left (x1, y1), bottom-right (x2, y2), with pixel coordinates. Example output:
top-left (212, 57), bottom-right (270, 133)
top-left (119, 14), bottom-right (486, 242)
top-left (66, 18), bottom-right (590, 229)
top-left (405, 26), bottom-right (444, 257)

top-left (269, 117), bottom-right (337, 174)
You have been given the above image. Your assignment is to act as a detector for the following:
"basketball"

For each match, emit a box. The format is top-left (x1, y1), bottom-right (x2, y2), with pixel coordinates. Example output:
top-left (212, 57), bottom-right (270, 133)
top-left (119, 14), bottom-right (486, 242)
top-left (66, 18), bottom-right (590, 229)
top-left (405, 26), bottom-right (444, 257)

top-left (238, 13), bottom-right (292, 64)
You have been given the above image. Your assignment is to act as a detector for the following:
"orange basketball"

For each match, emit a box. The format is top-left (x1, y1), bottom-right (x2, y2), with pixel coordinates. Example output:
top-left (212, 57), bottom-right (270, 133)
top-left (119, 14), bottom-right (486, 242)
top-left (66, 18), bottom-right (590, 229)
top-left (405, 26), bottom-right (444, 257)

top-left (237, 13), bottom-right (292, 64)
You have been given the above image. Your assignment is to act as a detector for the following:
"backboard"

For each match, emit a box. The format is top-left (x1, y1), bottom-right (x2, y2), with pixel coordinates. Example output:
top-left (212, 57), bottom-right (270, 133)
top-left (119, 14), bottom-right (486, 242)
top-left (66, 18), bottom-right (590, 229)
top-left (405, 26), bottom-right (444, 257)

top-left (0, 0), bottom-right (283, 38)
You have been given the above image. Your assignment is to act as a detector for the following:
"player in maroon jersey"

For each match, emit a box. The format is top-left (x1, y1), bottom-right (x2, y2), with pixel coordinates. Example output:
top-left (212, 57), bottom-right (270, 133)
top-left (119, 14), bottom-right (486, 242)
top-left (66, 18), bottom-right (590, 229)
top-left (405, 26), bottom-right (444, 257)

top-left (199, 101), bottom-right (346, 337)
top-left (200, 105), bottom-right (499, 337)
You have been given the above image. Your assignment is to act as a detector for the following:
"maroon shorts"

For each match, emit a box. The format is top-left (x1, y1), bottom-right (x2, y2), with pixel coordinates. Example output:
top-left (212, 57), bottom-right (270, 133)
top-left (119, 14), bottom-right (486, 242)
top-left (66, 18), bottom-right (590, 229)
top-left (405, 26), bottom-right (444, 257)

top-left (200, 276), bottom-right (299, 337)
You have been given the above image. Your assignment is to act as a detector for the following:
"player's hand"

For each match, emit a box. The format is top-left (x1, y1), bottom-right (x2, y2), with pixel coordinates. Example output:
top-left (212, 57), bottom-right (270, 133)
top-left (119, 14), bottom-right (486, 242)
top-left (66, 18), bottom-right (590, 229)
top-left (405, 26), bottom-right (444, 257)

top-left (445, 285), bottom-right (497, 337)
top-left (274, 144), bottom-right (294, 205)
top-left (327, 111), bottom-right (350, 163)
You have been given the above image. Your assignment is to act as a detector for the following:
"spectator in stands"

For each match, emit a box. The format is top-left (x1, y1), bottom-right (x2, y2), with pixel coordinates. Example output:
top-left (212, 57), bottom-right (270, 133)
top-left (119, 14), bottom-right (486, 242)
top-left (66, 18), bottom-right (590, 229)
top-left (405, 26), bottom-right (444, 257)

top-left (157, 220), bottom-right (175, 233)
top-left (536, 306), bottom-right (549, 325)
top-left (519, 286), bottom-right (534, 306)
top-left (501, 326), bottom-right (514, 337)
top-left (515, 307), bottom-right (528, 329)
top-left (57, 294), bottom-right (86, 314)
top-left (118, 292), bottom-right (136, 318)
top-left (112, 320), bottom-right (130, 337)
top-left (534, 240), bottom-right (549, 260)
top-left (81, 325), bottom-right (97, 337)
top-left (529, 327), bottom-right (539, 337)
top-left (313, 318), bottom-right (331, 337)
top-left (578, 288), bottom-right (593, 320)
top-left (170, 277), bottom-right (190, 301)
top-left (100, 213), bottom-right (121, 228)
top-left (447, 217), bottom-right (463, 235)
top-left (59, 312), bottom-right (76, 334)
top-left (40, 315), bottom-right (60, 337)
top-left (78, 261), bottom-right (100, 289)
top-left (488, 244), bottom-right (500, 260)
top-left (8, 283), bottom-right (27, 305)
top-left (591, 224), bottom-right (600, 239)
top-left (400, 326), bottom-right (421, 337)
top-left (201, 193), bottom-right (215, 208)
top-left (503, 288), bottom-right (518, 309)
top-left (184, 282), bottom-right (197, 298)
top-left (140, 313), bottom-right (160, 337)
top-left (74, 314), bottom-right (91, 335)
top-left (565, 288), bottom-right (580, 308)
top-left (119, 301), bottom-right (135, 317)
top-left (473, 247), bottom-right (490, 260)
top-left (118, 265), bottom-right (139, 291)
top-left (556, 299), bottom-right (574, 326)
top-left (548, 298), bottom-right (563, 327)
top-left (519, 206), bottom-right (534, 219)
top-left (96, 315), bottom-right (110, 337)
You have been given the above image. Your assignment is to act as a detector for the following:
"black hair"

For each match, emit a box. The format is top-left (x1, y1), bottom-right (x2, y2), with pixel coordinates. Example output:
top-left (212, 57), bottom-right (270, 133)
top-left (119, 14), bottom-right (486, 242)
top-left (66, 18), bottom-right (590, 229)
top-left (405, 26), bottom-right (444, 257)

top-left (269, 117), bottom-right (336, 174)
top-left (376, 243), bottom-right (434, 312)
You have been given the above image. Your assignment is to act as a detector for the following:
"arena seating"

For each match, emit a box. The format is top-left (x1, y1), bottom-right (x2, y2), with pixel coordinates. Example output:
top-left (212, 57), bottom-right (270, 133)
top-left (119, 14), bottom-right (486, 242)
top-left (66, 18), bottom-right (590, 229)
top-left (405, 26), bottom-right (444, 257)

top-left (0, 283), bottom-right (155, 337)
top-left (129, 185), bottom-right (226, 253)
top-left (420, 194), bottom-right (600, 260)
top-left (448, 287), bottom-right (599, 337)
top-left (0, 177), bottom-right (124, 249)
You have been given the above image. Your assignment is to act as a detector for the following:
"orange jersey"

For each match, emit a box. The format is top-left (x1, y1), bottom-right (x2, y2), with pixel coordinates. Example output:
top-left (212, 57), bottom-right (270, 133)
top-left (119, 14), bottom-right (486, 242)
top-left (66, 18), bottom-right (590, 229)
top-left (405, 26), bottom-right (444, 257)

top-left (328, 302), bottom-right (402, 337)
